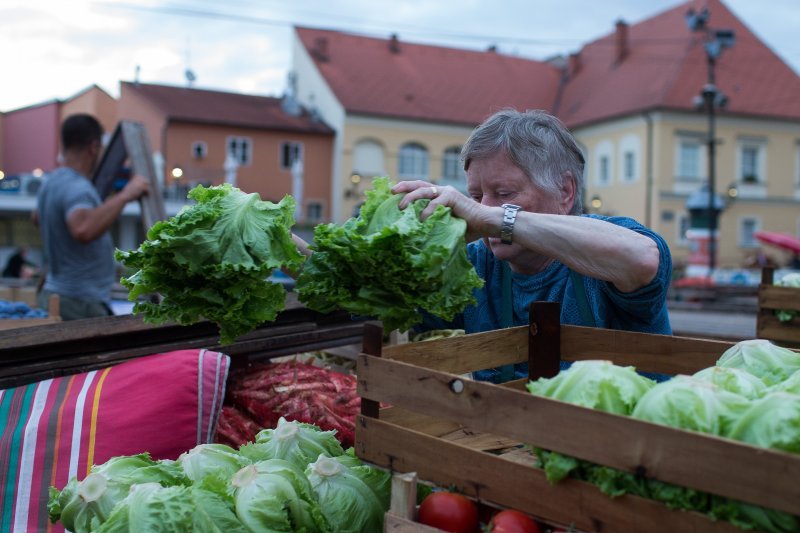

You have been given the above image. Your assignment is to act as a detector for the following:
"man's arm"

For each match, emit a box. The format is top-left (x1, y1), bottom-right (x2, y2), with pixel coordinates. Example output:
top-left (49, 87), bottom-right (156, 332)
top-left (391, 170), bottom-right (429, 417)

top-left (67, 174), bottom-right (149, 243)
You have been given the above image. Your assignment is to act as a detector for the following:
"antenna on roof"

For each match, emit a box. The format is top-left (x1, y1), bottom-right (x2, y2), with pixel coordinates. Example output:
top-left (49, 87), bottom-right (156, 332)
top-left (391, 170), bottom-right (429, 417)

top-left (281, 71), bottom-right (302, 117)
top-left (184, 36), bottom-right (196, 88)
top-left (134, 65), bottom-right (140, 85)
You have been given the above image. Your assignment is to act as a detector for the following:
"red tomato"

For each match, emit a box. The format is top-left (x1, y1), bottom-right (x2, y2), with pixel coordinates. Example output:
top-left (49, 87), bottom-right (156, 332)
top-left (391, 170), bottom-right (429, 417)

top-left (418, 491), bottom-right (480, 533)
top-left (488, 509), bottom-right (541, 533)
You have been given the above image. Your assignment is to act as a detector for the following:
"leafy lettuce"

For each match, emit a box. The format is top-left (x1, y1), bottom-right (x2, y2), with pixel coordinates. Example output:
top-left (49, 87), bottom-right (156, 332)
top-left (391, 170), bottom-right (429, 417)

top-left (116, 184), bottom-right (305, 344)
top-left (295, 177), bottom-right (483, 332)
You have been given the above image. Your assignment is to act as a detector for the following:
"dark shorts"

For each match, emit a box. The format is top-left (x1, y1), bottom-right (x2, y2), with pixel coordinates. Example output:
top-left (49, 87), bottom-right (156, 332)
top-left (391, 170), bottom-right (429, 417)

top-left (37, 289), bottom-right (113, 321)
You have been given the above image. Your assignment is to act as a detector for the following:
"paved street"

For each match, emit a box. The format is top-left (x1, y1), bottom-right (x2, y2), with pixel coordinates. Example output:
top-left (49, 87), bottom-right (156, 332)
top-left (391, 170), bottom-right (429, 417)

top-left (668, 307), bottom-right (756, 341)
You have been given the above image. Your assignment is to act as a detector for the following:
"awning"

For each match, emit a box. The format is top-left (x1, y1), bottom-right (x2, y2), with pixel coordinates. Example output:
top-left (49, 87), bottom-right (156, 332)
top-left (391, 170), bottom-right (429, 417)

top-left (754, 231), bottom-right (800, 254)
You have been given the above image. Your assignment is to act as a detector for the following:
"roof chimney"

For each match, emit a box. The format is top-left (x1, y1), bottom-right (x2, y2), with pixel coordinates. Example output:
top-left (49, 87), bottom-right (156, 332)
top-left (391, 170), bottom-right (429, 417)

top-left (487, 44), bottom-right (497, 53)
top-left (568, 52), bottom-right (581, 76)
top-left (615, 19), bottom-right (629, 64)
top-left (313, 37), bottom-right (329, 62)
top-left (389, 33), bottom-right (401, 54)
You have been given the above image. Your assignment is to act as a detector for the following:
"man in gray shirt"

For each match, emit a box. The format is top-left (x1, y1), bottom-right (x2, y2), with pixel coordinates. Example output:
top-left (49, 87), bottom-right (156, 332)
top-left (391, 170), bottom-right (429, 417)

top-left (34, 114), bottom-right (149, 320)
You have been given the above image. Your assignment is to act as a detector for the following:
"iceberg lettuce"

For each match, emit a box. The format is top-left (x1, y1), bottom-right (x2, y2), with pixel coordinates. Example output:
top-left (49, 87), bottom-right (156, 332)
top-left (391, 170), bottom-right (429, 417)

top-left (716, 339), bottom-right (800, 386)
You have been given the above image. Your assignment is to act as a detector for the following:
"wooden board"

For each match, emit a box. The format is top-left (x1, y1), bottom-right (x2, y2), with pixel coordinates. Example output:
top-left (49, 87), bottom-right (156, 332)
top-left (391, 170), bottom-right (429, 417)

top-left (358, 417), bottom-right (741, 533)
top-left (92, 121), bottom-right (167, 232)
top-left (0, 296), bottom-right (364, 389)
top-left (357, 355), bottom-right (800, 513)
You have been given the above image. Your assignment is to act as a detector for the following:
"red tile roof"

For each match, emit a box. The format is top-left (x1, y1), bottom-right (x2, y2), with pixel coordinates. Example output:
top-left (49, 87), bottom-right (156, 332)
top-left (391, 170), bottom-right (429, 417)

top-left (557, 0), bottom-right (800, 126)
top-left (296, 0), bottom-right (800, 127)
top-left (296, 27), bottom-right (561, 126)
top-left (121, 82), bottom-right (334, 134)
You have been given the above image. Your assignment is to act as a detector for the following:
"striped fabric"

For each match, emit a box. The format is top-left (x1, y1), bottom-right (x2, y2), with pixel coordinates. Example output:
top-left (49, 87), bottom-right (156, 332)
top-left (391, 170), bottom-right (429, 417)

top-left (0, 349), bottom-right (229, 533)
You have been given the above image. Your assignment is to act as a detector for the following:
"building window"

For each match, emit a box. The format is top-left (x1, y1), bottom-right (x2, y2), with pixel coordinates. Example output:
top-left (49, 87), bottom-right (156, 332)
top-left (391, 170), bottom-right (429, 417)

top-left (306, 202), bottom-right (323, 223)
top-left (618, 134), bottom-right (639, 183)
top-left (593, 141), bottom-right (613, 187)
top-left (442, 146), bottom-right (462, 181)
top-left (795, 142), bottom-right (800, 189)
top-left (677, 214), bottom-right (690, 246)
top-left (398, 142), bottom-right (428, 179)
top-left (678, 140), bottom-right (702, 181)
top-left (281, 142), bottom-right (303, 170)
top-left (227, 136), bottom-right (252, 166)
top-left (737, 138), bottom-right (766, 185)
top-left (353, 139), bottom-right (385, 178)
top-left (739, 217), bottom-right (761, 248)
top-left (623, 152), bottom-right (635, 182)
top-left (599, 156), bottom-right (610, 185)
top-left (191, 141), bottom-right (207, 160)
top-left (740, 145), bottom-right (759, 183)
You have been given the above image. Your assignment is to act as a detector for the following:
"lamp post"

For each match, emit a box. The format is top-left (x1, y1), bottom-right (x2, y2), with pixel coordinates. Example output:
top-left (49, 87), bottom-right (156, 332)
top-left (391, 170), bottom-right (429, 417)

top-left (686, 8), bottom-right (735, 273)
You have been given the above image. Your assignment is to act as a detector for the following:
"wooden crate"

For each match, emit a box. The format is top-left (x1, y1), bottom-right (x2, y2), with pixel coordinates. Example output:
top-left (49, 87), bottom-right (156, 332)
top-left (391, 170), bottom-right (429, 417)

top-left (356, 302), bottom-right (800, 532)
top-left (758, 267), bottom-right (800, 346)
top-left (0, 293), bottom-right (60, 331)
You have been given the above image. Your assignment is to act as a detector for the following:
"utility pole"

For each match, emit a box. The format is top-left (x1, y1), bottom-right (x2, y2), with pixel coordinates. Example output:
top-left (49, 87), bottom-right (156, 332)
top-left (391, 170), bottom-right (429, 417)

top-left (686, 8), bottom-right (735, 274)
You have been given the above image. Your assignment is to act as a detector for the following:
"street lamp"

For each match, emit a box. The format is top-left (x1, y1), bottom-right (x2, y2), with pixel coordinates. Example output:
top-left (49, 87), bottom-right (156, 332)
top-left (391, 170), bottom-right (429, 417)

top-left (686, 8), bottom-right (735, 273)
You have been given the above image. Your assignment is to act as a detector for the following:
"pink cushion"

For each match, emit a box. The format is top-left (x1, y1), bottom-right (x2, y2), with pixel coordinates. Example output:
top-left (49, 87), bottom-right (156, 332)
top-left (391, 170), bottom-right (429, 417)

top-left (0, 348), bottom-right (230, 533)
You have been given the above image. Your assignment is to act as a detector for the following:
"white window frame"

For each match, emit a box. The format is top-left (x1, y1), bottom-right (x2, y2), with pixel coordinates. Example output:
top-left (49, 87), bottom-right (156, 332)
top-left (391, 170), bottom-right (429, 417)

top-left (738, 216), bottom-right (761, 248)
top-left (794, 141), bottom-right (800, 199)
top-left (191, 141), bottom-right (207, 160)
top-left (441, 146), bottom-right (463, 182)
top-left (353, 139), bottom-right (385, 178)
top-left (306, 201), bottom-right (324, 223)
top-left (737, 138), bottom-right (766, 185)
top-left (677, 214), bottom-right (690, 247)
top-left (675, 135), bottom-right (705, 185)
top-left (281, 141), bottom-right (304, 170)
top-left (398, 142), bottom-right (429, 180)
top-left (594, 140), bottom-right (613, 187)
top-left (618, 134), bottom-right (640, 184)
top-left (226, 136), bottom-right (252, 166)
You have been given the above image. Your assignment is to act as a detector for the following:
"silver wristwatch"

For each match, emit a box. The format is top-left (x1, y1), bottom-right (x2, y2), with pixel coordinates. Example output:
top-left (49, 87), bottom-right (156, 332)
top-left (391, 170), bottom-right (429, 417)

top-left (500, 204), bottom-right (521, 244)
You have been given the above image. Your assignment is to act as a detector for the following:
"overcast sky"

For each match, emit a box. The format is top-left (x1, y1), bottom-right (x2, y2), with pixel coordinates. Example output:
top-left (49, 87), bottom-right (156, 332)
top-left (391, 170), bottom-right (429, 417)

top-left (1, 0), bottom-right (797, 113)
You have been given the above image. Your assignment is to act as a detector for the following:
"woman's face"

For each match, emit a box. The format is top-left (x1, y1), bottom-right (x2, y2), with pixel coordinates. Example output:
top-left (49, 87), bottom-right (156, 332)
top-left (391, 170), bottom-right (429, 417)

top-left (466, 151), bottom-right (573, 267)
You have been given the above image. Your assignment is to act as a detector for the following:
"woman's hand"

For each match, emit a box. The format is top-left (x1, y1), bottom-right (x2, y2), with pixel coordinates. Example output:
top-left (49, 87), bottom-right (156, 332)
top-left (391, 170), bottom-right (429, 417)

top-left (392, 180), bottom-right (493, 243)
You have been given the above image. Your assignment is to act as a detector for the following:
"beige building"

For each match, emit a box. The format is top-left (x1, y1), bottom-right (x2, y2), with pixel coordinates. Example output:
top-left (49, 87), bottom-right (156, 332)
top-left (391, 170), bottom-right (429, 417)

top-left (291, 0), bottom-right (800, 272)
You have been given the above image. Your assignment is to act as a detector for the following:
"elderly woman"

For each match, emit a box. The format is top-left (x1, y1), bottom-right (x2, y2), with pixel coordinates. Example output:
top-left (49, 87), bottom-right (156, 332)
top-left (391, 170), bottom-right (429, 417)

top-left (393, 109), bottom-right (672, 344)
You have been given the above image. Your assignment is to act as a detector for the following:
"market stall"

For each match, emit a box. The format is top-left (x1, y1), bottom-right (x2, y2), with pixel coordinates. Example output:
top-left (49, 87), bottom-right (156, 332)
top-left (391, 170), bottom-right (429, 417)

top-left (758, 267), bottom-right (800, 346)
top-left (356, 302), bottom-right (800, 532)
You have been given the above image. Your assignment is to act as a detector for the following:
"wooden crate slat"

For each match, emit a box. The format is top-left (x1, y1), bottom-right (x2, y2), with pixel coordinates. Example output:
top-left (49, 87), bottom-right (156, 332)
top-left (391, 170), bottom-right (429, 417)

top-left (380, 407), bottom-right (463, 437)
top-left (757, 316), bottom-right (800, 344)
top-left (358, 416), bottom-right (742, 533)
top-left (357, 354), bottom-right (800, 513)
top-left (758, 285), bottom-right (800, 311)
top-left (382, 327), bottom-right (527, 373)
top-left (561, 326), bottom-right (731, 373)
top-left (381, 325), bottom-right (733, 377)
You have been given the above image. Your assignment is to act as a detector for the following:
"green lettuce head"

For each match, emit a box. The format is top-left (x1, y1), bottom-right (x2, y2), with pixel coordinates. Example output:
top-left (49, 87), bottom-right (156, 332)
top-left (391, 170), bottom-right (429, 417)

top-left (692, 366), bottom-right (767, 400)
top-left (716, 339), bottom-right (800, 386)
top-left (48, 453), bottom-right (188, 532)
top-left (775, 273), bottom-right (800, 322)
top-left (117, 184), bottom-right (305, 344)
top-left (231, 459), bottom-right (329, 532)
top-left (238, 417), bottom-right (345, 469)
top-left (295, 177), bottom-right (483, 332)
top-left (526, 360), bottom-right (655, 415)
top-left (526, 360), bottom-right (655, 485)
top-left (631, 376), bottom-right (750, 513)
top-left (177, 443), bottom-right (250, 483)
top-left (712, 392), bottom-right (800, 532)
top-left (306, 453), bottom-right (391, 533)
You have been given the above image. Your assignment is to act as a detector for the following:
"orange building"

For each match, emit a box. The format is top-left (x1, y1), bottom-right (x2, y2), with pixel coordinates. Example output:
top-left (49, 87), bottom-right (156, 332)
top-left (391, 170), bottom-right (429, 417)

top-left (118, 82), bottom-right (335, 225)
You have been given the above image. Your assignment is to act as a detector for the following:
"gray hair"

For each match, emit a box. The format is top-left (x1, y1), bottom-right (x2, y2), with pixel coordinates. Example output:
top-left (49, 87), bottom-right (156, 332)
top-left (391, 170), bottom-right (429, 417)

top-left (461, 109), bottom-right (585, 215)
